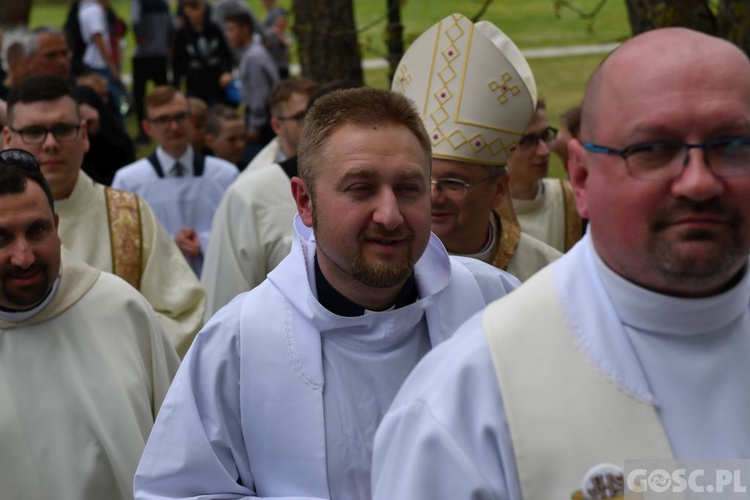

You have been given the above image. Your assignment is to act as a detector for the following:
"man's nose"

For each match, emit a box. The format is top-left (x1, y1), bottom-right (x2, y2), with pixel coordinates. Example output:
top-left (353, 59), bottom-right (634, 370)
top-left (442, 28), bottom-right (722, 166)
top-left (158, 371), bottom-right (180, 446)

top-left (9, 239), bottom-right (35, 269)
top-left (373, 189), bottom-right (405, 230)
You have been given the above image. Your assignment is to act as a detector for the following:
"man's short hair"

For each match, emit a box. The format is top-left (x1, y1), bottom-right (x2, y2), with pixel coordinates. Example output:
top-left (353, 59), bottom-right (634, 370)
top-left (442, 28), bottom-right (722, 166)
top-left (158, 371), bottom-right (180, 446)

top-left (188, 97), bottom-right (208, 129)
top-left (270, 78), bottom-right (319, 117)
top-left (145, 85), bottom-right (182, 111)
top-left (0, 148), bottom-right (55, 211)
top-left (224, 11), bottom-right (255, 32)
top-left (205, 104), bottom-right (242, 136)
top-left (297, 87), bottom-right (431, 193)
top-left (6, 73), bottom-right (78, 125)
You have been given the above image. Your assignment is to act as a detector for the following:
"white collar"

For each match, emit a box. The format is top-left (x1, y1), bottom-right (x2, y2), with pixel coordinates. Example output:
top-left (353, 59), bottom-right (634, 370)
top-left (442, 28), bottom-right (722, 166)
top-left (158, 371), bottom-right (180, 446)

top-left (156, 146), bottom-right (193, 177)
top-left (0, 276), bottom-right (61, 323)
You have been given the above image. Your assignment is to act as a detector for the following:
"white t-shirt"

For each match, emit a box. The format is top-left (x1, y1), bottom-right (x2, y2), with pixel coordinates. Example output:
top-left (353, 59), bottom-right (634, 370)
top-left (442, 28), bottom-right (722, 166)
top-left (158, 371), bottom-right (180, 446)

top-left (78, 0), bottom-right (110, 70)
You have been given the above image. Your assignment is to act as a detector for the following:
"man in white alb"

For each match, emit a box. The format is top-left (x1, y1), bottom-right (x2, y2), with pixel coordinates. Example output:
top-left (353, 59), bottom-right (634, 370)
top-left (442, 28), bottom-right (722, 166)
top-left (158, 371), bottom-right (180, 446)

top-left (135, 87), bottom-right (521, 499)
top-left (373, 27), bottom-right (750, 499)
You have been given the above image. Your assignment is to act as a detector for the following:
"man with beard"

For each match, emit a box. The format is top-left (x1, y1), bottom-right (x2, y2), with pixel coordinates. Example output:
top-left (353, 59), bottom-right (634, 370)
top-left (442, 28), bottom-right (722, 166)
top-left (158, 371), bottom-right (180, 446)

top-left (373, 28), bottom-right (750, 499)
top-left (135, 87), bottom-right (520, 499)
top-left (0, 148), bottom-right (178, 500)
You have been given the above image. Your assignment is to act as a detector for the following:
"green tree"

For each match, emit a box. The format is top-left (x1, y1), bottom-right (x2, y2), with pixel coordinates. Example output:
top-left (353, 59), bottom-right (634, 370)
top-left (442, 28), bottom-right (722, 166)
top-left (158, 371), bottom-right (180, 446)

top-left (558, 0), bottom-right (750, 54)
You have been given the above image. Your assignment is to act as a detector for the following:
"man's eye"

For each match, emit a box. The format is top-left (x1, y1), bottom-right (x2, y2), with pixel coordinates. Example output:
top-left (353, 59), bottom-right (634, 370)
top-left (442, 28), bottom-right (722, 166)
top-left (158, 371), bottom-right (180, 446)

top-left (23, 127), bottom-right (46, 139)
top-left (347, 183), bottom-right (373, 193)
top-left (396, 184), bottom-right (422, 194)
top-left (29, 223), bottom-right (48, 236)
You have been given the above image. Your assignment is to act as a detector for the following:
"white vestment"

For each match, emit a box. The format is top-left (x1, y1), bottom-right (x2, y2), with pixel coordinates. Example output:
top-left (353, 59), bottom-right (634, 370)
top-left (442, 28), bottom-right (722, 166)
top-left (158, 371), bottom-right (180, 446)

top-left (512, 177), bottom-right (569, 252)
top-left (55, 171), bottom-right (206, 357)
top-left (201, 161), bottom-right (297, 317)
top-left (504, 231), bottom-right (560, 281)
top-left (112, 147), bottom-right (239, 276)
top-left (242, 136), bottom-right (283, 174)
top-left (135, 215), bottom-right (520, 499)
top-left (373, 234), bottom-right (750, 499)
top-left (0, 249), bottom-right (180, 500)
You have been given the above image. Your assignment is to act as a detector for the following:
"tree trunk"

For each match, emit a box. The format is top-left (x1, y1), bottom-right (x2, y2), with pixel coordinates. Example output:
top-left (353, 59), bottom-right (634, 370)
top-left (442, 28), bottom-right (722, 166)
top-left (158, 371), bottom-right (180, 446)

top-left (0, 0), bottom-right (32, 32)
top-left (385, 0), bottom-right (404, 84)
top-left (624, 0), bottom-right (717, 35)
top-left (292, 0), bottom-right (363, 85)
top-left (718, 0), bottom-right (750, 55)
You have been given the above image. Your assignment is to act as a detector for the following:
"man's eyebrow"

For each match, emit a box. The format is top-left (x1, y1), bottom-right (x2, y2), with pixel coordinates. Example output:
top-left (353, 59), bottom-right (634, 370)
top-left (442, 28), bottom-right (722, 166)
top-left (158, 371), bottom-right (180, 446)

top-left (337, 168), bottom-right (426, 183)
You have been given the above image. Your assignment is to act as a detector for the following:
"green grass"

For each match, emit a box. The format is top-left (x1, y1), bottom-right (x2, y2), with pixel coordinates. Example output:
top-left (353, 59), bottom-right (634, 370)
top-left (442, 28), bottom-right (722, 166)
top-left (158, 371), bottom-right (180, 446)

top-left (29, 0), bottom-right (629, 168)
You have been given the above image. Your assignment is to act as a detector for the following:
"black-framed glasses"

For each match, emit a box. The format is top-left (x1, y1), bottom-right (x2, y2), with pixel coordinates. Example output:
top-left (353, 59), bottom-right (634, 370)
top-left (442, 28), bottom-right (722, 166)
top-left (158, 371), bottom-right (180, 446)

top-left (583, 138), bottom-right (750, 181)
top-left (148, 111), bottom-right (189, 126)
top-left (275, 110), bottom-right (306, 123)
top-left (431, 174), bottom-right (503, 198)
top-left (8, 123), bottom-right (81, 145)
top-left (518, 126), bottom-right (558, 148)
top-left (0, 148), bottom-right (41, 172)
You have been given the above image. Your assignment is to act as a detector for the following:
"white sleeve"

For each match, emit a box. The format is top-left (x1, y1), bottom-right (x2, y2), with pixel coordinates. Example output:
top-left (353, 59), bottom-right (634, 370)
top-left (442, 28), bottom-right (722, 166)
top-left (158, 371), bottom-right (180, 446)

top-left (372, 315), bottom-right (521, 499)
top-left (134, 300), bottom-right (328, 499)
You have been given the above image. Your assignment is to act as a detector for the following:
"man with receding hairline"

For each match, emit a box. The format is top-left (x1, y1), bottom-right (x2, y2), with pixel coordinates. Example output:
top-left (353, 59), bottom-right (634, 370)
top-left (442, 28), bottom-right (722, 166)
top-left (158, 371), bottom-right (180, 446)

top-left (135, 86), bottom-right (519, 499)
top-left (373, 27), bottom-right (750, 499)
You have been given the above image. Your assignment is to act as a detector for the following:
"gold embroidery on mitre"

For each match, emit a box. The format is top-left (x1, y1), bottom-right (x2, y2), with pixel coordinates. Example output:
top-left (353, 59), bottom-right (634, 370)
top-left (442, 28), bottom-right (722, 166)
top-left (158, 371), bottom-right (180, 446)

top-left (105, 187), bottom-right (142, 290)
top-left (393, 13), bottom-right (535, 165)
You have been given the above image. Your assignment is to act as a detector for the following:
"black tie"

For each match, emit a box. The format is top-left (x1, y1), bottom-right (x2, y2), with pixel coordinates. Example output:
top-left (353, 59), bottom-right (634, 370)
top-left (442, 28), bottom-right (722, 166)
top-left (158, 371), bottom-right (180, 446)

top-left (173, 161), bottom-right (185, 177)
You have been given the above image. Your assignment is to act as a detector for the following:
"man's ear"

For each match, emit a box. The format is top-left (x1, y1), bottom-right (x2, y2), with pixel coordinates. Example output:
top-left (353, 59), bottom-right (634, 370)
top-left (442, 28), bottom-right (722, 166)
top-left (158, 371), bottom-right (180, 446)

top-left (567, 138), bottom-right (590, 219)
top-left (204, 133), bottom-right (216, 149)
top-left (2, 125), bottom-right (11, 149)
top-left (290, 176), bottom-right (313, 227)
top-left (270, 117), bottom-right (281, 136)
top-left (490, 172), bottom-right (509, 209)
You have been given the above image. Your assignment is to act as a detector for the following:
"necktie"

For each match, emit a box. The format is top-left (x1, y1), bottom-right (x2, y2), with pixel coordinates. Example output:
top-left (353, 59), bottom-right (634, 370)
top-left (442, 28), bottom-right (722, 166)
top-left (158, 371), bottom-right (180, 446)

top-left (173, 161), bottom-right (185, 177)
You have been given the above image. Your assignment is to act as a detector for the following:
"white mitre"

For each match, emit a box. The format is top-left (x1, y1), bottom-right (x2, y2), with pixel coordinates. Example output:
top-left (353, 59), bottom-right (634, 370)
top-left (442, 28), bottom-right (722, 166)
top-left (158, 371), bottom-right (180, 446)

top-left (392, 13), bottom-right (537, 166)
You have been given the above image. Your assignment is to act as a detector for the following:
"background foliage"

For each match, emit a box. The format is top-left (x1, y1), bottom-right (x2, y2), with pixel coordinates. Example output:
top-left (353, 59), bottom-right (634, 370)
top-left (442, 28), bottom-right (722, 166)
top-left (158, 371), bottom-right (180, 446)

top-left (27, 0), bottom-right (632, 174)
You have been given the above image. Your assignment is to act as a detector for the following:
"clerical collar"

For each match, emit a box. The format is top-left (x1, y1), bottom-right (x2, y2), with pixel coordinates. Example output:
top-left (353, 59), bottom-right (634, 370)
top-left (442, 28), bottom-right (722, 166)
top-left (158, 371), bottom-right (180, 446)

top-left (0, 276), bottom-right (61, 323)
top-left (457, 215), bottom-right (497, 265)
top-left (591, 242), bottom-right (750, 335)
top-left (314, 255), bottom-right (418, 317)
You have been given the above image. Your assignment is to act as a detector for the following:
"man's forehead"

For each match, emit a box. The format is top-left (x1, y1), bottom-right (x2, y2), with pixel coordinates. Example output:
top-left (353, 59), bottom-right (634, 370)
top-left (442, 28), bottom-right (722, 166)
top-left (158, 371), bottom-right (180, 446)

top-left (0, 184), bottom-right (54, 220)
top-left (10, 97), bottom-right (78, 124)
top-left (36, 33), bottom-right (68, 51)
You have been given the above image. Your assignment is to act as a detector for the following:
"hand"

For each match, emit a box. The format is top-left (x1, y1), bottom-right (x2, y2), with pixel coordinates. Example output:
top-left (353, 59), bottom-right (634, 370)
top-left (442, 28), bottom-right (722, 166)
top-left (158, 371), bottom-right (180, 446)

top-left (79, 103), bottom-right (101, 135)
top-left (219, 72), bottom-right (233, 88)
top-left (174, 228), bottom-right (201, 259)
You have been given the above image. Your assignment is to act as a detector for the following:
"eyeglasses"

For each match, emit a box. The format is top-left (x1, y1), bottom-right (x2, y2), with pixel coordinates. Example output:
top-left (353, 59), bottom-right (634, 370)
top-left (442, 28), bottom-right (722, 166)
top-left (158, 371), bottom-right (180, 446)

top-left (431, 173), bottom-right (503, 198)
top-left (275, 110), bottom-right (306, 123)
top-left (583, 138), bottom-right (750, 181)
top-left (0, 148), bottom-right (41, 172)
top-left (8, 124), bottom-right (81, 145)
top-left (148, 111), bottom-right (189, 126)
top-left (518, 126), bottom-right (558, 149)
